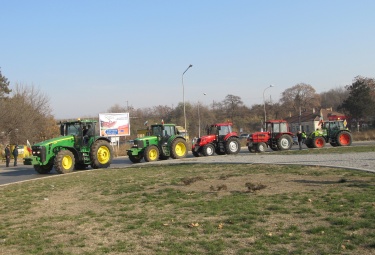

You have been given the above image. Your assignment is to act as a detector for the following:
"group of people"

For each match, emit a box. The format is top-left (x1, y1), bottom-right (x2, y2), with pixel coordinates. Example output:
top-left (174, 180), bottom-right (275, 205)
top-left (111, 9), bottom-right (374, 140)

top-left (4, 144), bottom-right (19, 167)
top-left (296, 130), bottom-right (307, 150)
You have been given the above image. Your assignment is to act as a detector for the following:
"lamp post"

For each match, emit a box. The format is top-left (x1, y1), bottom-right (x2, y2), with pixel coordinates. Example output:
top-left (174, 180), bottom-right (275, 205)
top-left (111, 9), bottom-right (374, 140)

top-left (263, 84), bottom-right (274, 130)
top-left (198, 93), bottom-right (207, 137)
top-left (182, 64), bottom-right (193, 139)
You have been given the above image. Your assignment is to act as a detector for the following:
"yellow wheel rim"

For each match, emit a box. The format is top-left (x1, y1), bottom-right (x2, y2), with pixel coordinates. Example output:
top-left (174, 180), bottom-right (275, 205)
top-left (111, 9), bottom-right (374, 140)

top-left (97, 146), bottom-right (110, 164)
top-left (149, 148), bottom-right (158, 161)
top-left (175, 142), bottom-right (187, 157)
top-left (62, 155), bottom-right (73, 170)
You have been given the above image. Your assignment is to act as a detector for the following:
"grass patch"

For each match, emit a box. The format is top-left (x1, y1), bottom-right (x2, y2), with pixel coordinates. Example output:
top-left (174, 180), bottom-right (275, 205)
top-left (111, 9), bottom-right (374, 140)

top-left (0, 164), bottom-right (374, 254)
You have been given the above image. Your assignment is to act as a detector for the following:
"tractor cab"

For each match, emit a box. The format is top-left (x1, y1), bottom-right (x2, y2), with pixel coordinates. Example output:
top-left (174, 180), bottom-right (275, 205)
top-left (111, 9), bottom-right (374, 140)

top-left (60, 120), bottom-right (96, 148)
top-left (266, 120), bottom-right (289, 139)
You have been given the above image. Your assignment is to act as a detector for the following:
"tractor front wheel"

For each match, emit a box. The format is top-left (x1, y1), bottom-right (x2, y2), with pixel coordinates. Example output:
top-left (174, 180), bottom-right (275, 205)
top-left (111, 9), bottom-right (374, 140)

top-left (34, 164), bottom-right (53, 174)
top-left (54, 150), bottom-right (75, 174)
top-left (256, 142), bottom-right (267, 153)
top-left (129, 154), bottom-right (143, 163)
top-left (337, 131), bottom-right (352, 146)
top-left (144, 145), bottom-right (160, 162)
top-left (170, 138), bottom-right (188, 159)
top-left (277, 135), bottom-right (293, 150)
top-left (202, 144), bottom-right (215, 156)
top-left (225, 137), bottom-right (241, 154)
top-left (90, 140), bottom-right (113, 169)
top-left (313, 137), bottom-right (326, 148)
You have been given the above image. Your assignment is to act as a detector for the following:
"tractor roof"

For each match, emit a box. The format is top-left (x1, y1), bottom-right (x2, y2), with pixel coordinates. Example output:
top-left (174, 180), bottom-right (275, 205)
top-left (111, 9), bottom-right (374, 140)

top-left (61, 119), bottom-right (97, 125)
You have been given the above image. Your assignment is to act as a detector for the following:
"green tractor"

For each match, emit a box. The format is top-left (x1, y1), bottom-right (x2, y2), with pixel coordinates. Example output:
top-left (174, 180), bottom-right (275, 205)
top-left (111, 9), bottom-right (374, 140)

top-left (24, 119), bottom-right (113, 174)
top-left (127, 123), bottom-right (188, 163)
top-left (305, 119), bottom-right (352, 148)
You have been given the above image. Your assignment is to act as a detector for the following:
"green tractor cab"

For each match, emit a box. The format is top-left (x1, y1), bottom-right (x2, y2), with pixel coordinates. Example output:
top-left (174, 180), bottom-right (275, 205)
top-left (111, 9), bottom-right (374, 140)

top-left (24, 119), bottom-right (113, 174)
top-left (305, 119), bottom-right (352, 148)
top-left (127, 123), bottom-right (188, 163)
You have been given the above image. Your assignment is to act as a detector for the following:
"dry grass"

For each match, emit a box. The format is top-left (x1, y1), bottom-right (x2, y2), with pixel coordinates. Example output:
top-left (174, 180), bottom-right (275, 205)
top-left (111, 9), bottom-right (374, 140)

top-left (1, 164), bottom-right (375, 255)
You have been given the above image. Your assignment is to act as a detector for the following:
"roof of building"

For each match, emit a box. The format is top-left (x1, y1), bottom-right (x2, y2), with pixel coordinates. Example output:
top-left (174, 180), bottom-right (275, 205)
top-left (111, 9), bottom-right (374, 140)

top-left (284, 108), bottom-right (346, 123)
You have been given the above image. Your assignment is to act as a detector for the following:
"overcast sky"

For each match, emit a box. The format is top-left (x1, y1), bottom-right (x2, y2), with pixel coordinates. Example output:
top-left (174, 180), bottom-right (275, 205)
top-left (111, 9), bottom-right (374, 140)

top-left (1, 0), bottom-right (375, 119)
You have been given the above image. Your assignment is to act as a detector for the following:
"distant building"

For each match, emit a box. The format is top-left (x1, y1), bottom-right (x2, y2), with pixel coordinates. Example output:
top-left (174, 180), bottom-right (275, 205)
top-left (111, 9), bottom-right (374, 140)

top-left (285, 108), bottom-right (348, 133)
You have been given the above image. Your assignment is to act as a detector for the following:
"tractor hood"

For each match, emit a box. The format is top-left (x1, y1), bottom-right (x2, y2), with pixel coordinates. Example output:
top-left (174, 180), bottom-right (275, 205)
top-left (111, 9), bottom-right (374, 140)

top-left (33, 136), bottom-right (75, 147)
top-left (196, 134), bottom-right (216, 145)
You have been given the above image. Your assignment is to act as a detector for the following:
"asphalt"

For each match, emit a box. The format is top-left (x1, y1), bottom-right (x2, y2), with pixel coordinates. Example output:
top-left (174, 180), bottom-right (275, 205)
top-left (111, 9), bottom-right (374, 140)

top-left (1, 142), bottom-right (374, 187)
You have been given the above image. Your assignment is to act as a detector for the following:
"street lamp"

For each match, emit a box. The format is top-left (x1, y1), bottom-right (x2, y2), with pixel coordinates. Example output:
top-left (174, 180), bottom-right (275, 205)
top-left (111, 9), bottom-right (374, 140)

top-left (263, 84), bottom-right (274, 130)
top-left (198, 93), bottom-right (207, 137)
top-left (182, 64), bottom-right (193, 139)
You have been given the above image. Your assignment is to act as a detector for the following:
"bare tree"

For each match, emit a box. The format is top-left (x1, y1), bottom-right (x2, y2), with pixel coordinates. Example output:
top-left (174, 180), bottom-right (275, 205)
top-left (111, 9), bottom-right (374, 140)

top-left (280, 83), bottom-right (320, 114)
top-left (0, 83), bottom-right (58, 145)
top-left (320, 87), bottom-right (349, 111)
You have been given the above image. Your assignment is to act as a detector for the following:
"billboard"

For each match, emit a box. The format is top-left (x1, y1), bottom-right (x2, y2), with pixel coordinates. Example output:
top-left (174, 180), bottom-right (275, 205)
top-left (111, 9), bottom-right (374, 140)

top-left (99, 113), bottom-right (130, 137)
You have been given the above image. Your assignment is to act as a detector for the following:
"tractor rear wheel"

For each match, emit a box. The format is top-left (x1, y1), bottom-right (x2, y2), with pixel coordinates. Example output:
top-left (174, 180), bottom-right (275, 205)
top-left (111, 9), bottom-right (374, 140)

top-left (256, 142), bottom-right (267, 153)
top-left (337, 131), bottom-right (352, 146)
top-left (34, 164), bottom-right (53, 174)
top-left (54, 150), bottom-right (75, 174)
top-left (202, 144), bottom-right (215, 156)
top-left (277, 135), bottom-right (293, 150)
top-left (305, 138), bottom-right (313, 148)
top-left (170, 138), bottom-right (188, 159)
top-left (90, 140), bottom-right (113, 169)
top-left (225, 137), bottom-right (241, 154)
top-left (144, 145), bottom-right (159, 162)
top-left (313, 137), bottom-right (326, 148)
top-left (129, 154), bottom-right (143, 163)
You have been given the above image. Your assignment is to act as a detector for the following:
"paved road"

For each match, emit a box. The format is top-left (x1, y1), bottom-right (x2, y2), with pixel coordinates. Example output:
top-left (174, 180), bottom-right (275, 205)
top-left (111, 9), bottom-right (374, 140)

top-left (1, 141), bottom-right (374, 186)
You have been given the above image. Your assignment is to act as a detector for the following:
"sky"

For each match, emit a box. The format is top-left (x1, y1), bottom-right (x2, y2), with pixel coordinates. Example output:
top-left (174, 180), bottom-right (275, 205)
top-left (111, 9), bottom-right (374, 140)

top-left (1, 0), bottom-right (375, 119)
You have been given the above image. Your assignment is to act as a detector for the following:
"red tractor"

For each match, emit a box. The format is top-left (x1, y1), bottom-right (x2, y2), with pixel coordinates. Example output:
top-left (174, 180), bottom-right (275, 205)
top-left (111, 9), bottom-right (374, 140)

top-left (247, 120), bottom-right (294, 153)
top-left (192, 122), bottom-right (241, 157)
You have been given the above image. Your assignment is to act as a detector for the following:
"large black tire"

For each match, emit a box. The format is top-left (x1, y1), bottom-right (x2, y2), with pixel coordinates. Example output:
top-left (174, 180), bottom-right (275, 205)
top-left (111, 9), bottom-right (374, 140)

top-left (90, 140), bottom-right (113, 169)
top-left (129, 154), bottom-right (143, 163)
top-left (225, 137), bottom-right (241, 154)
top-left (256, 142), bottom-right (267, 153)
top-left (202, 144), bottom-right (215, 156)
top-left (34, 164), bottom-right (53, 174)
top-left (336, 131), bottom-right (352, 146)
top-left (170, 138), bottom-right (188, 159)
top-left (54, 150), bottom-right (75, 174)
top-left (277, 135), bottom-right (293, 150)
top-left (144, 145), bottom-right (159, 162)
top-left (305, 138), bottom-right (313, 148)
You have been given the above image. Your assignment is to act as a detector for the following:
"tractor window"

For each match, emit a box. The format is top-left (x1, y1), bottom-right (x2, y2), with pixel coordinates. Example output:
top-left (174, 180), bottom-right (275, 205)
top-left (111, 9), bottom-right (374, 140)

top-left (280, 123), bottom-right (288, 133)
top-left (267, 123), bottom-right (273, 132)
top-left (152, 126), bottom-right (162, 136)
top-left (272, 123), bottom-right (279, 133)
top-left (163, 126), bottom-right (175, 136)
top-left (66, 123), bottom-right (81, 136)
top-left (218, 126), bottom-right (229, 136)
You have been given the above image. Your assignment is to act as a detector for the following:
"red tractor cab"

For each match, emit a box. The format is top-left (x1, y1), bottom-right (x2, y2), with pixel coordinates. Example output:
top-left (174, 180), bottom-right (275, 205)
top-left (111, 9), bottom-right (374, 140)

top-left (192, 122), bottom-right (241, 157)
top-left (247, 120), bottom-right (293, 153)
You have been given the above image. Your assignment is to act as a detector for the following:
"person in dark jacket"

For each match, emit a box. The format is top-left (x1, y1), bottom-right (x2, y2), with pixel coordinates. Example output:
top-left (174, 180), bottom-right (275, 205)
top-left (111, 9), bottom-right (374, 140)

top-left (12, 145), bottom-right (19, 166)
top-left (296, 131), bottom-right (303, 150)
top-left (5, 145), bottom-right (11, 167)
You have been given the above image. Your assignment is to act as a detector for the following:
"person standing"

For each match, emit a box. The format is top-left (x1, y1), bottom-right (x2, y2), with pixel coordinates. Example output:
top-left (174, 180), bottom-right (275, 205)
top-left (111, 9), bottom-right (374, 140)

top-left (5, 145), bottom-right (11, 167)
top-left (302, 131), bottom-right (307, 144)
top-left (12, 145), bottom-right (19, 166)
top-left (297, 131), bottom-right (303, 150)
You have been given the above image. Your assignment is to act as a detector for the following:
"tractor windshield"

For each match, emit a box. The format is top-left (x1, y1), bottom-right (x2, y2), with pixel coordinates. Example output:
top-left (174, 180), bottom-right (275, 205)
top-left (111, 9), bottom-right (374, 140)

top-left (152, 126), bottom-right (162, 136)
top-left (65, 123), bottom-right (82, 136)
